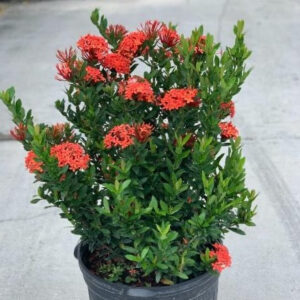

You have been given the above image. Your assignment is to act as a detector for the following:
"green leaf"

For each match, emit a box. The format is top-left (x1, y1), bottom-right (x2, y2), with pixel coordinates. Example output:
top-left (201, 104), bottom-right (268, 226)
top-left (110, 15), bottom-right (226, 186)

top-left (120, 179), bottom-right (131, 193)
top-left (161, 278), bottom-right (174, 285)
top-left (90, 9), bottom-right (99, 25)
top-left (174, 271), bottom-right (188, 280)
top-left (125, 254), bottom-right (140, 262)
top-left (141, 247), bottom-right (149, 260)
top-left (103, 198), bottom-right (111, 214)
top-left (160, 200), bottom-right (168, 213)
top-left (120, 244), bottom-right (138, 254)
top-left (229, 227), bottom-right (246, 235)
top-left (155, 272), bottom-right (162, 283)
top-left (30, 198), bottom-right (41, 204)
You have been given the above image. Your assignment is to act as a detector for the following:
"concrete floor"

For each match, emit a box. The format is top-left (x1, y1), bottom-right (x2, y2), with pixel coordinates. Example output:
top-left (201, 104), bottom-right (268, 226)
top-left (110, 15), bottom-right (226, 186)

top-left (0, 0), bottom-right (300, 299)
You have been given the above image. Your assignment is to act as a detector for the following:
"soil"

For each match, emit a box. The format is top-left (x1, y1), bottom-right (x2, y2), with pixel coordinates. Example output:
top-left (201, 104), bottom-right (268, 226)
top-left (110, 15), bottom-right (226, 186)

top-left (86, 246), bottom-right (161, 287)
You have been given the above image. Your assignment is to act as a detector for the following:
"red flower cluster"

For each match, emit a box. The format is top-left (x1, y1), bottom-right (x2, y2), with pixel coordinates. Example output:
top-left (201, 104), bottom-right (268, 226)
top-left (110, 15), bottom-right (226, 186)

top-left (106, 24), bottom-right (128, 40)
top-left (209, 243), bottom-right (232, 273)
top-left (56, 47), bottom-right (76, 64)
top-left (56, 62), bottom-right (72, 81)
top-left (104, 124), bottom-right (136, 149)
top-left (50, 142), bottom-right (90, 172)
top-left (134, 123), bottom-right (153, 142)
top-left (25, 151), bottom-right (43, 173)
top-left (10, 123), bottom-right (26, 141)
top-left (124, 78), bottom-right (154, 103)
top-left (104, 123), bottom-right (153, 149)
top-left (220, 100), bottom-right (235, 118)
top-left (160, 88), bottom-right (198, 110)
top-left (194, 35), bottom-right (206, 55)
top-left (219, 122), bottom-right (239, 139)
top-left (118, 31), bottom-right (147, 59)
top-left (77, 34), bottom-right (108, 61)
top-left (48, 123), bottom-right (68, 140)
top-left (101, 53), bottom-right (131, 74)
top-left (84, 66), bottom-right (105, 83)
top-left (139, 20), bottom-right (162, 40)
top-left (158, 25), bottom-right (180, 47)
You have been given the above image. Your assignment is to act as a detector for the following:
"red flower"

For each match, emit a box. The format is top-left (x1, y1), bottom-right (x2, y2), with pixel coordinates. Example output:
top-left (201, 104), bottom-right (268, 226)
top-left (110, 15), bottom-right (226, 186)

top-left (84, 66), bottom-right (105, 83)
top-left (164, 49), bottom-right (173, 58)
top-left (187, 98), bottom-right (202, 108)
top-left (55, 47), bottom-right (79, 81)
top-left (56, 62), bottom-right (72, 81)
top-left (10, 123), bottom-right (26, 141)
top-left (59, 174), bottom-right (67, 182)
top-left (160, 88), bottom-right (198, 110)
top-left (158, 25), bottom-right (180, 47)
top-left (183, 133), bottom-right (197, 148)
top-left (118, 31), bottom-right (147, 59)
top-left (124, 79), bottom-right (154, 103)
top-left (52, 123), bottom-right (65, 136)
top-left (118, 80), bottom-right (127, 96)
top-left (25, 151), bottom-right (43, 173)
top-left (220, 100), bottom-right (235, 118)
top-left (209, 243), bottom-right (231, 273)
top-left (139, 20), bottom-right (162, 40)
top-left (118, 76), bottom-right (142, 96)
top-left (56, 47), bottom-right (76, 64)
top-left (101, 53), bottom-right (131, 74)
top-left (194, 35), bottom-right (206, 55)
top-left (50, 142), bottom-right (90, 172)
top-left (77, 34), bottom-right (108, 61)
top-left (134, 123), bottom-right (153, 142)
top-left (104, 123), bottom-right (153, 149)
top-left (104, 124), bottom-right (135, 149)
top-left (219, 122), bottom-right (239, 139)
top-left (106, 24), bottom-right (128, 40)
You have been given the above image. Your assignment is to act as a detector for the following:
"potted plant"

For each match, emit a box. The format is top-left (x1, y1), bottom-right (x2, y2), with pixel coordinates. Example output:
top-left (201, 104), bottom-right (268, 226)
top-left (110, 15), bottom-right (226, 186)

top-left (0, 9), bottom-right (256, 300)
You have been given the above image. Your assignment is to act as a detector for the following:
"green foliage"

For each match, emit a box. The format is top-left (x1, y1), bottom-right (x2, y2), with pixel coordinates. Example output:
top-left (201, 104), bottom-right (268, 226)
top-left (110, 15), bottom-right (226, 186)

top-left (0, 10), bottom-right (256, 285)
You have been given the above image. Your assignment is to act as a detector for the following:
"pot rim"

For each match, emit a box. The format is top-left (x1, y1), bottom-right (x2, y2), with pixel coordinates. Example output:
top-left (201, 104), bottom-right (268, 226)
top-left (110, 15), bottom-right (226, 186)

top-left (75, 241), bottom-right (219, 293)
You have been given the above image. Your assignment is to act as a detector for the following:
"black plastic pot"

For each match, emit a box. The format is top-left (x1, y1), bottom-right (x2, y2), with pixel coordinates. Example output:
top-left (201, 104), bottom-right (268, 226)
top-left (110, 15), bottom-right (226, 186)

top-left (74, 242), bottom-right (219, 300)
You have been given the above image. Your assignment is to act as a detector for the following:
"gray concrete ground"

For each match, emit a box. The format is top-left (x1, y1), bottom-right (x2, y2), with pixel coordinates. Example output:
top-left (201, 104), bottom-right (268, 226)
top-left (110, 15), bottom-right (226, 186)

top-left (0, 0), bottom-right (300, 299)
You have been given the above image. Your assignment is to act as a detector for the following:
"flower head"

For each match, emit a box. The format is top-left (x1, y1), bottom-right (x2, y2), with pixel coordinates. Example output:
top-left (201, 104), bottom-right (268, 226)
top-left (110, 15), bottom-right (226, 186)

top-left (209, 243), bottom-right (231, 273)
top-left (139, 20), bottom-right (162, 40)
top-left (118, 31), bottom-right (147, 59)
top-left (77, 34), bottom-right (108, 61)
top-left (219, 122), bottom-right (239, 139)
top-left (10, 123), bottom-right (26, 141)
top-left (106, 24), bottom-right (128, 40)
top-left (159, 25), bottom-right (180, 47)
top-left (51, 123), bottom-right (66, 138)
top-left (104, 124), bottom-right (135, 149)
top-left (118, 76), bottom-right (147, 95)
top-left (101, 53), bottom-right (131, 74)
top-left (124, 78), bottom-right (154, 103)
top-left (25, 151), bottom-right (43, 173)
top-left (50, 142), bottom-right (90, 172)
top-left (220, 100), bottom-right (235, 118)
top-left (84, 66), bottom-right (105, 83)
top-left (134, 123), bottom-right (153, 142)
top-left (56, 47), bottom-right (76, 64)
top-left (56, 62), bottom-right (72, 81)
top-left (160, 88), bottom-right (198, 110)
top-left (194, 35), bottom-right (206, 55)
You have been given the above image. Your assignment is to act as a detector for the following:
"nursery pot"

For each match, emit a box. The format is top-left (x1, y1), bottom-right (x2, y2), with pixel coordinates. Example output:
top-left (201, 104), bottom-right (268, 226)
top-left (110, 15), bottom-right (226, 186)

top-left (74, 242), bottom-right (219, 300)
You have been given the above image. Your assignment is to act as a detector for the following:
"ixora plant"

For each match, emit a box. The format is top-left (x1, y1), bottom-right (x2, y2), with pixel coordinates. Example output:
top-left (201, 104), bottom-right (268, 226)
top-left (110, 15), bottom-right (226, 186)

top-left (0, 9), bottom-right (256, 300)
